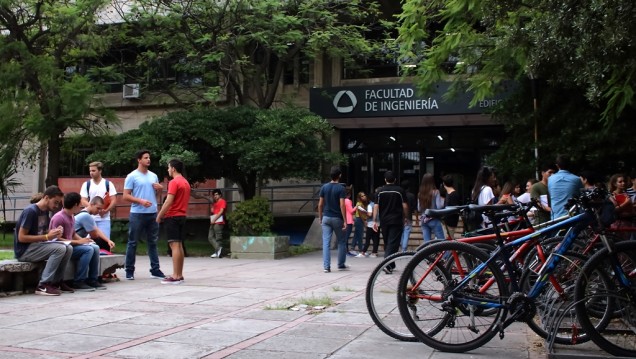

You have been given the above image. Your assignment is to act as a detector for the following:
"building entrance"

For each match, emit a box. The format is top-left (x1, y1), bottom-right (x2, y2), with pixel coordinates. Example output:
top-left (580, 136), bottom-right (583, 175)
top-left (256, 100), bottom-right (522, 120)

top-left (341, 126), bottom-right (504, 202)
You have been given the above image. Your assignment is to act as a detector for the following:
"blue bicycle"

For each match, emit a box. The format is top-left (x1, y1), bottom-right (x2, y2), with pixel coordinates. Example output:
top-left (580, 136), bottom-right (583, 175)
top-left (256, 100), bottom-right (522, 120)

top-left (396, 189), bottom-right (617, 352)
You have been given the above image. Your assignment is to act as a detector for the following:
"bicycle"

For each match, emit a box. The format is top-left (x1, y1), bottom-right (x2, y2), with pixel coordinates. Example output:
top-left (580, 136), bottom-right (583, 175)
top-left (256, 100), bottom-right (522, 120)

top-left (365, 202), bottom-right (570, 342)
top-left (395, 188), bottom-right (614, 352)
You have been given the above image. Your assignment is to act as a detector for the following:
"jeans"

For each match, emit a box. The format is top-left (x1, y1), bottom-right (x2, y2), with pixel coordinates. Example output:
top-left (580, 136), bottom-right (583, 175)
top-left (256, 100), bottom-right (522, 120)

top-left (126, 212), bottom-right (160, 274)
top-left (321, 216), bottom-right (347, 270)
top-left (382, 223), bottom-right (403, 270)
top-left (18, 242), bottom-right (72, 284)
top-left (344, 223), bottom-right (353, 251)
top-left (72, 243), bottom-right (100, 282)
top-left (400, 219), bottom-right (413, 251)
top-left (351, 217), bottom-right (364, 251)
top-left (421, 218), bottom-right (445, 242)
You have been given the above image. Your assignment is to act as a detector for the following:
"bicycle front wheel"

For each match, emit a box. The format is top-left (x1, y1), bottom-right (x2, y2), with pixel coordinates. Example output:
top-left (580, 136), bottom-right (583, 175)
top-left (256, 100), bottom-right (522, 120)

top-left (574, 241), bottom-right (636, 357)
top-left (397, 241), bottom-right (508, 353)
top-left (365, 251), bottom-right (419, 341)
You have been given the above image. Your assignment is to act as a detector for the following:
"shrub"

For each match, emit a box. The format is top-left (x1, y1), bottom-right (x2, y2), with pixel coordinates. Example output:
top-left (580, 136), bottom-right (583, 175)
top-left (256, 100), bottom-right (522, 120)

top-left (227, 196), bottom-right (274, 236)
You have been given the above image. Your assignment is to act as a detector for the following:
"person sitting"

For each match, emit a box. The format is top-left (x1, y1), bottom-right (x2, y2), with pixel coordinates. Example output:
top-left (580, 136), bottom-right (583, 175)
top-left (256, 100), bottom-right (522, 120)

top-left (50, 192), bottom-right (106, 291)
top-left (75, 196), bottom-right (116, 254)
top-left (14, 186), bottom-right (73, 296)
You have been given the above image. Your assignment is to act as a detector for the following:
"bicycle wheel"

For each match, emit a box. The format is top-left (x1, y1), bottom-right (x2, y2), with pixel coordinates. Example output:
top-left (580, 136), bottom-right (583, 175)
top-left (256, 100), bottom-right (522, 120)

top-left (520, 251), bottom-right (608, 345)
top-left (397, 241), bottom-right (508, 353)
top-left (574, 241), bottom-right (636, 357)
top-left (365, 251), bottom-right (419, 341)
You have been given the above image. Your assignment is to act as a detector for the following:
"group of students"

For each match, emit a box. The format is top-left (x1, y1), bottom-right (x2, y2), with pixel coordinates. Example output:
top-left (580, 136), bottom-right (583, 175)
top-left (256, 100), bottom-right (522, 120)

top-left (13, 150), bottom-right (195, 296)
top-left (472, 154), bottom-right (636, 229)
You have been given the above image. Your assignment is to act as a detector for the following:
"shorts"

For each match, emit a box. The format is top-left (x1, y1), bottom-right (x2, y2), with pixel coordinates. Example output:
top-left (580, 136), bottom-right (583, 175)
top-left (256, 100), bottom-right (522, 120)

top-left (164, 216), bottom-right (187, 242)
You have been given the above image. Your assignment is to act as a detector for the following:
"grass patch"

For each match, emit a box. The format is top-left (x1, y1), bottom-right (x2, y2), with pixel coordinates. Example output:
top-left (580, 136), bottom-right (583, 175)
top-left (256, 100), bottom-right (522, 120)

top-left (332, 285), bottom-right (354, 292)
top-left (289, 244), bottom-right (317, 256)
top-left (297, 294), bottom-right (334, 307)
top-left (0, 251), bottom-right (14, 260)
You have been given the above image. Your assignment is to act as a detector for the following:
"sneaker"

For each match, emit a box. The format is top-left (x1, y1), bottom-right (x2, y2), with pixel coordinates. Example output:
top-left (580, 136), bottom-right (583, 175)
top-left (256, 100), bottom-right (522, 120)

top-left (382, 266), bottom-right (393, 274)
top-left (161, 276), bottom-right (184, 285)
top-left (87, 280), bottom-right (107, 290)
top-left (210, 253), bottom-right (218, 258)
top-left (71, 281), bottom-right (96, 292)
top-left (355, 253), bottom-right (367, 258)
top-left (346, 251), bottom-right (357, 257)
top-left (338, 264), bottom-right (350, 271)
top-left (35, 283), bottom-right (61, 296)
top-left (216, 248), bottom-right (223, 258)
top-left (125, 272), bottom-right (134, 280)
top-left (57, 281), bottom-right (75, 293)
top-left (150, 270), bottom-right (166, 279)
top-left (370, 253), bottom-right (378, 258)
top-left (323, 268), bottom-right (331, 273)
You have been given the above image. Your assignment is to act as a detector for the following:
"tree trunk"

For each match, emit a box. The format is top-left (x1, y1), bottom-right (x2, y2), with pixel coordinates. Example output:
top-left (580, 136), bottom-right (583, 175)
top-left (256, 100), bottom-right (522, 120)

top-left (45, 134), bottom-right (61, 187)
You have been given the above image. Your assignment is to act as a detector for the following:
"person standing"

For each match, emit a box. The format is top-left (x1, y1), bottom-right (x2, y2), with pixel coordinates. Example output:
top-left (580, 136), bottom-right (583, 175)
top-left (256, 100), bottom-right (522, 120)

top-left (418, 173), bottom-right (445, 242)
top-left (352, 191), bottom-right (368, 256)
top-left (373, 171), bottom-right (408, 273)
top-left (531, 165), bottom-right (554, 224)
top-left (14, 186), bottom-right (73, 296)
top-left (400, 181), bottom-right (418, 252)
top-left (208, 189), bottom-right (226, 258)
top-left (50, 192), bottom-right (105, 291)
top-left (548, 155), bottom-right (583, 220)
top-left (441, 175), bottom-right (461, 238)
top-left (156, 159), bottom-right (191, 284)
top-left (80, 161), bottom-right (118, 239)
top-left (317, 166), bottom-right (348, 273)
top-left (122, 149), bottom-right (165, 280)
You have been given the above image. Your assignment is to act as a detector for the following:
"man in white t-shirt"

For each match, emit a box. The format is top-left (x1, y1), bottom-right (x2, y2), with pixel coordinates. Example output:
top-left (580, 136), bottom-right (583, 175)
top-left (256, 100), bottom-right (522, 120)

top-left (80, 161), bottom-right (118, 239)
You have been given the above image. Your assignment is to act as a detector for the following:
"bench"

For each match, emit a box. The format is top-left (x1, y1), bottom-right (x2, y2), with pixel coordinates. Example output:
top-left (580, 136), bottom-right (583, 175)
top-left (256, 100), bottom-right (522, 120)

top-left (0, 254), bottom-right (125, 294)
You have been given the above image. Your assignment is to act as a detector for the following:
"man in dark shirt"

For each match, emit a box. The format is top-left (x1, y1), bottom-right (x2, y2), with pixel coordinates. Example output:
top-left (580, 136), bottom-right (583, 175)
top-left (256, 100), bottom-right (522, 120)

top-left (317, 166), bottom-right (347, 273)
top-left (373, 171), bottom-right (408, 273)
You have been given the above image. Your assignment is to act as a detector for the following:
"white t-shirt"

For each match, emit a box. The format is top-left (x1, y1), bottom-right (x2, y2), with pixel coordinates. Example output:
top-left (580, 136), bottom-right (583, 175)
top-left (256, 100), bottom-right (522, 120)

top-left (478, 186), bottom-right (495, 227)
top-left (79, 178), bottom-right (117, 221)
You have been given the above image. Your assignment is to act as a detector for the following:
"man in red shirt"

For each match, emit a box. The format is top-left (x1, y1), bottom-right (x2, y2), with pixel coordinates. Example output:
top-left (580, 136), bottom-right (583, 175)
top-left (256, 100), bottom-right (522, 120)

top-left (208, 189), bottom-right (226, 258)
top-left (156, 159), bottom-right (191, 284)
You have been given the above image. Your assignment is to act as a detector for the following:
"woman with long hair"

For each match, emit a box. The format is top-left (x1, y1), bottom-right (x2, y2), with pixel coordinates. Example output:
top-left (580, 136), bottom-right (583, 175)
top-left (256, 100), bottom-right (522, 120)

top-left (471, 166), bottom-right (496, 228)
top-left (418, 173), bottom-right (444, 242)
top-left (497, 181), bottom-right (516, 205)
top-left (609, 173), bottom-right (633, 218)
top-left (352, 191), bottom-right (369, 256)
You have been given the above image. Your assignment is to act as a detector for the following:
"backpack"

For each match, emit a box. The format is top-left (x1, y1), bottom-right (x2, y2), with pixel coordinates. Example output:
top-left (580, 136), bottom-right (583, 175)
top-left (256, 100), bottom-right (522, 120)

top-left (463, 186), bottom-right (485, 232)
top-left (86, 179), bottom-right (111, 207)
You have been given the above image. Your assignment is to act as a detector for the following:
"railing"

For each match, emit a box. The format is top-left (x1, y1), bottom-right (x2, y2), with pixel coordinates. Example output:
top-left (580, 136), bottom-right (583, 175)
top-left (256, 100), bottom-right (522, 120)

top-left (0, 184), bottom-right (323, 223)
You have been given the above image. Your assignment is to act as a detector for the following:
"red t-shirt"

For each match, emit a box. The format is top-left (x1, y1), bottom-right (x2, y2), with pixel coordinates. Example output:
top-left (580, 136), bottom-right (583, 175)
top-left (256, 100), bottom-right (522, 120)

top-left (212, 198), bottom-right (226, 224)
top-left (165, 176), bottom-right (191, 218)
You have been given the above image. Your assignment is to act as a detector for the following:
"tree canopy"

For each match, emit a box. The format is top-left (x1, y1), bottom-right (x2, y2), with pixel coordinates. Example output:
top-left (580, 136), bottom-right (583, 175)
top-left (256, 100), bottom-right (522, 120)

top-left (397, 0), bottom-right (636, 178)
top-left (111, 0), bottom-right (387, 108)
top-left (0, 0), bottom-right (118, 188)
top-left (88, 106), bottom-right (343, 199)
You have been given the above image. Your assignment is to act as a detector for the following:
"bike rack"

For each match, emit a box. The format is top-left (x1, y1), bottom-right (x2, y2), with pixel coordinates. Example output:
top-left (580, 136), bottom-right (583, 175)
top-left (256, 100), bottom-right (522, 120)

top-left (543, 293), bottom-right (634, 359)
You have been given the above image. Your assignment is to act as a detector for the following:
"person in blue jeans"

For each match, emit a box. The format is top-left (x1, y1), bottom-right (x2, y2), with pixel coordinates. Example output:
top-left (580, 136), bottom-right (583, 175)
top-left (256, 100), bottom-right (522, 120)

top-left (400, 180), bottom-right (418, 251)
top-left (49, 192), bottom-right (105, 291)
top-left (418, 173), bottom-right (445, 242)
top-left (317, 166), bottom-right (348, 273)
top-left (122, 149), bottom-right (165, 280)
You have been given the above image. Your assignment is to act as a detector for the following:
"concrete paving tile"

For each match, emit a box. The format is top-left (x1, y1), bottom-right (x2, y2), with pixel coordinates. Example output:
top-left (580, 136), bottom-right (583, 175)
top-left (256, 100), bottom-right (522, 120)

top-left (197, 295), bottom-right (268, 307)
top-left (283, 322), bottom-right (368, 340)
top-left (0, 351), bottom-right (68, 359)
top-left (108, 301), bottom-right (180, 313)
top-left (308, 311), bottom-right (374, 326)
top-left (79, 322), bottom-right (167, 339)
top-left (223, 349), bottom-right (327, 359)
top-left (15, 333), bottom-right (129, 354)
top-left (328, 335), bottom-right (430, 359)
top-left (110, 340), bottom-right (216, 359)
top-left (0, 328), bottom-right (56, 346)
top-left (116, 312), bottom-right (203, 328)
top-left (61, 309), bottom-right (146, 323)
top-left (194, 318), bottom-right (286, 334)
top-left (249, 334), bottom-right (351, 354)
top-left (8, 317), bottom-right (103, 333)
top-left (157, 327), bottom-right (256, 348)
top-left (232, 308), bottom-right (306, 321)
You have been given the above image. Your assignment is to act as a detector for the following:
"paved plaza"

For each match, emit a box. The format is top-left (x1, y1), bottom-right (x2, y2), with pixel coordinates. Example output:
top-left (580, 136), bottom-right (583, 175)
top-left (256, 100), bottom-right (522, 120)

top-left (0, 250), bottom-right (567, 359)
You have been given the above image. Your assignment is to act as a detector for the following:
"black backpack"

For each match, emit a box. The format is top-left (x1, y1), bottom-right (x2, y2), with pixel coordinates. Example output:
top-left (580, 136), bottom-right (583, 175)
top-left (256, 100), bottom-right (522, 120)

top-left (463, 186), bottom-right (485, 232)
